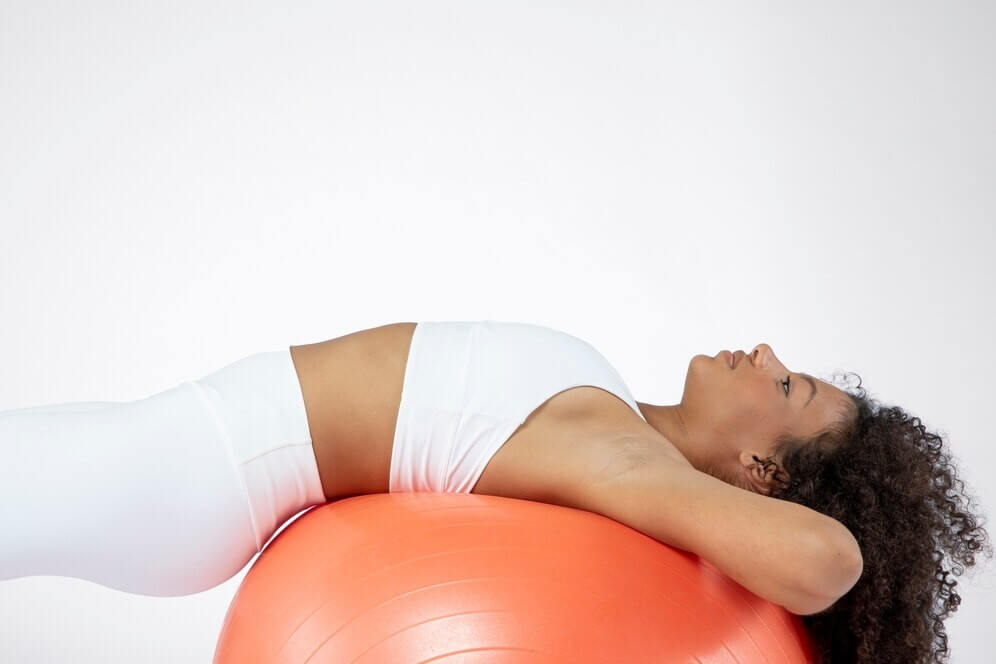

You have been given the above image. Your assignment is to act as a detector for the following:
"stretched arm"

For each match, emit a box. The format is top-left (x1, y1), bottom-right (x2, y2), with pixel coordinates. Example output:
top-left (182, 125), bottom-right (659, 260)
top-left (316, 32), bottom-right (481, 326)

top-left (558, 436), bottom-right (864, 616)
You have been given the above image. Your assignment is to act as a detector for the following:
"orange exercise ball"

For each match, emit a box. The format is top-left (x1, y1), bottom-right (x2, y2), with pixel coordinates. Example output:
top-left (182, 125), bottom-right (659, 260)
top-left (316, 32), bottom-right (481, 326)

top-left (214, 492), bottom-right (815, 663)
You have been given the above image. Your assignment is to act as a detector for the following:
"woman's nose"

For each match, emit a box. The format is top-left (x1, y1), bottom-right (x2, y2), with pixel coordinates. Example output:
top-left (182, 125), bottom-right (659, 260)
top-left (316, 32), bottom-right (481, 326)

top-left (750, 343), bottom-right (774, 367)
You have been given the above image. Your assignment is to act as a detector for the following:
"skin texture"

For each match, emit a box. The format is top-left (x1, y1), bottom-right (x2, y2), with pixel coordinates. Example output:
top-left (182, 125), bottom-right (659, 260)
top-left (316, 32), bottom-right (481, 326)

top-left (637, 343), bottom-right (854, 495)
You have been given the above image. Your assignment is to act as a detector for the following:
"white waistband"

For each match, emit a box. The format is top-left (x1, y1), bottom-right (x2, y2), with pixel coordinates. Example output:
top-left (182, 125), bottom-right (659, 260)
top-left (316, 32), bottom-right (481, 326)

top-left (187, 350), bottom-right (325, 550)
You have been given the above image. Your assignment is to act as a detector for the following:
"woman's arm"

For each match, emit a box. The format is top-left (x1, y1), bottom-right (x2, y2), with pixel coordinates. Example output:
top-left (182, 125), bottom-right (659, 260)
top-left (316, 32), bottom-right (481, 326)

top-left (559, 436), bottom-right (864, 616)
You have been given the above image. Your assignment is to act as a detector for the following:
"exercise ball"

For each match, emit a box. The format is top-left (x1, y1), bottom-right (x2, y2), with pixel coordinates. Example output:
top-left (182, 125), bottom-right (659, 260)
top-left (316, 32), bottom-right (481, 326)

top-left (214, 492), bottom-right (815, 663)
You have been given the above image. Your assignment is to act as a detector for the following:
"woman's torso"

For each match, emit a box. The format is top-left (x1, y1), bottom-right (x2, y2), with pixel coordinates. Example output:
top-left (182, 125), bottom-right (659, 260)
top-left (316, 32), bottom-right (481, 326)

top-left (289, 321), bottom-right (670, 502)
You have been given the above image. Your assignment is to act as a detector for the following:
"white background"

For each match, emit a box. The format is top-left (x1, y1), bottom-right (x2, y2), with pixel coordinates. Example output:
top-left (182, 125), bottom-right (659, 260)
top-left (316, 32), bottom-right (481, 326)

top-left (1, 1), bottom-right (994, 661)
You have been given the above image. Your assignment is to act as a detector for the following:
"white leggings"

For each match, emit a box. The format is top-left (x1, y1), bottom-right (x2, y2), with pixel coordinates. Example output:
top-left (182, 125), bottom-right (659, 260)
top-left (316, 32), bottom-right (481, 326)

top-left (0, 350), bottom-right (326, 597)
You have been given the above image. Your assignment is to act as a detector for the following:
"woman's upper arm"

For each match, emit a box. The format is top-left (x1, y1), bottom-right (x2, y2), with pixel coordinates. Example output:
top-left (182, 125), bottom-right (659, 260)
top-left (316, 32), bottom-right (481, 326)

top-left (559, 439), bottom-right (863, 615)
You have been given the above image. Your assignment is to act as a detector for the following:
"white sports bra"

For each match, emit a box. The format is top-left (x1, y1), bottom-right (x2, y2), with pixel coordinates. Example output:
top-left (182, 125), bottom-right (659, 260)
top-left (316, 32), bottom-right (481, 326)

top-left (389, 320), bottom-right (647, 494)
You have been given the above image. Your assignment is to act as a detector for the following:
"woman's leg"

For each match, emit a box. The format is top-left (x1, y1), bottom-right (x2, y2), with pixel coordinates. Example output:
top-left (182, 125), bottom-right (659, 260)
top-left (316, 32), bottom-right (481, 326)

top-left (0, 349), bottom-right (325, 597)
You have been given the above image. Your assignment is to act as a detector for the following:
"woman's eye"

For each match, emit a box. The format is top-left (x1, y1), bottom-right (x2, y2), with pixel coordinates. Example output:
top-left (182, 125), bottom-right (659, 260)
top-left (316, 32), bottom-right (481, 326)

top-left (782, 375), bottom-right (792, 396)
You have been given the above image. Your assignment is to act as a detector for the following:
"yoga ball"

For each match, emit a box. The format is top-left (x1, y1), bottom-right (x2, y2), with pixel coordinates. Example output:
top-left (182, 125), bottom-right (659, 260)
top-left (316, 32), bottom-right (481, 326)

top-left (214, 492), bottom-right (815, 663)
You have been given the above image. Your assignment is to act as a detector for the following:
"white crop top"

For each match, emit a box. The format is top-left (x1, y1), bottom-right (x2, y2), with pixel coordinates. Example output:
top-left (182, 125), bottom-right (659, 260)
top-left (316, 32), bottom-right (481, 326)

top-left (389, 320), bottom-right (646, 494)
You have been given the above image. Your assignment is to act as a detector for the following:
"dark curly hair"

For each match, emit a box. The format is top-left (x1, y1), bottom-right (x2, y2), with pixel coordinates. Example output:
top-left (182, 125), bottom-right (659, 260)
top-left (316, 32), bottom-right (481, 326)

top-left (759, 371), bottom-right (993, 663)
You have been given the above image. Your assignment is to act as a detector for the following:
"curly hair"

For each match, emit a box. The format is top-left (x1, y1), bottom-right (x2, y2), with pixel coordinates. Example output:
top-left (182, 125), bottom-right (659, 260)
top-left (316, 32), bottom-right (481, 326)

top-left (760, 371), bottom-right (993, 663)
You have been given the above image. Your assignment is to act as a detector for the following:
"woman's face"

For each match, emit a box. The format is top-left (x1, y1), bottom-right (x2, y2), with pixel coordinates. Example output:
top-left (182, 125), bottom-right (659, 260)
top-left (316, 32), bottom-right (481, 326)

top-left (678, 343), bottom-right (851, 491)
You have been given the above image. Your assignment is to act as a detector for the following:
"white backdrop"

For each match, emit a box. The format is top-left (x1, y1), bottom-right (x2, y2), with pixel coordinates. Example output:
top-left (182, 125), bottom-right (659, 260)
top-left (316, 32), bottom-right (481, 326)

top-left (1, 1), bottom-right (994, 661)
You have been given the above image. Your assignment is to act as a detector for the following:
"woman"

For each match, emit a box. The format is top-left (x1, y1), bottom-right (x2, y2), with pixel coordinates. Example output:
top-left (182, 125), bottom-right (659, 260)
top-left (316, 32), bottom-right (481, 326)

top-left (1, 320), bottom-right (990, 663)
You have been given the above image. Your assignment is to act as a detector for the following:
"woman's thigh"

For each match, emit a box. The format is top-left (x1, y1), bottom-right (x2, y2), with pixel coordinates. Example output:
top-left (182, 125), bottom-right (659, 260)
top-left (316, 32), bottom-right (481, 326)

top-left (0, 349), bottom-right (326, 597)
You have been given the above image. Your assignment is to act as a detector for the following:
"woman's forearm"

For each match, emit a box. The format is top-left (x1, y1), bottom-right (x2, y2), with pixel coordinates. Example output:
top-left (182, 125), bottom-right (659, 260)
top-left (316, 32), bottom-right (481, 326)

top-left (565, 450), bottom-right (863, 615)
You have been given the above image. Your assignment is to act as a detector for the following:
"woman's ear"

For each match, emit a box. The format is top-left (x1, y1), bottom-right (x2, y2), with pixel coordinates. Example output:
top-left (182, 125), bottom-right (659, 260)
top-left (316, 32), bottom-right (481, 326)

top-left (738, 451), bottom-right (785, 495)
